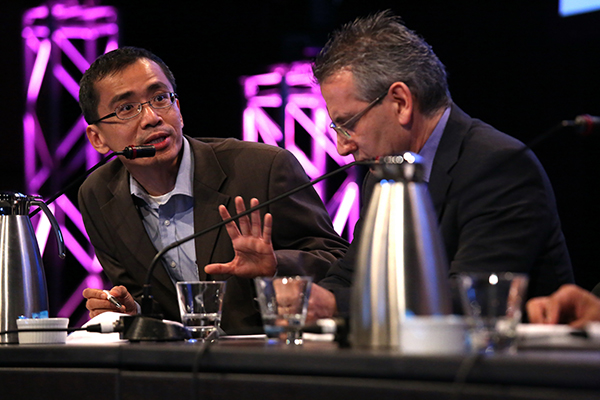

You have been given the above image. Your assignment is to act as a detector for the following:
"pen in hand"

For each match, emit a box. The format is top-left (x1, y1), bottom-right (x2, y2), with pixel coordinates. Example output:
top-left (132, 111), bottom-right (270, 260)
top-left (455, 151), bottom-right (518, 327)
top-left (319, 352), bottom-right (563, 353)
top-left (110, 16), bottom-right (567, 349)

top-left (103, 290), bottom-right (123, 309)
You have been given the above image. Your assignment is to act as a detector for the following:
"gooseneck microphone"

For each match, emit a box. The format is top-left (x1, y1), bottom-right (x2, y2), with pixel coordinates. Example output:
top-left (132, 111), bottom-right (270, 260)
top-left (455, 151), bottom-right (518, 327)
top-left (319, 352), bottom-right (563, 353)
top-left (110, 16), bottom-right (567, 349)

top-left (574, 114), bottom-right (600, 136)
top-left (517, 114), bottom-right (599, 150)
top-left (29, 145), bottom-right (156, 218)
top-left (119, 145), bottom-right (157, 160)
top-left (118, 158), bottom-right (371, 341)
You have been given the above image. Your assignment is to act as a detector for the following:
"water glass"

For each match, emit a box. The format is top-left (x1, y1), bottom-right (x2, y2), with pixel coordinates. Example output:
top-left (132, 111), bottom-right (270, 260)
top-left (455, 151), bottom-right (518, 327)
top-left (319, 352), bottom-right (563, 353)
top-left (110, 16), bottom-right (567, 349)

top-left (176, 281), bottom-right (226, 340)
top-left (254, 276), bottom-right (312, 345)
top-left (457, 272), bottom-right (528, 353)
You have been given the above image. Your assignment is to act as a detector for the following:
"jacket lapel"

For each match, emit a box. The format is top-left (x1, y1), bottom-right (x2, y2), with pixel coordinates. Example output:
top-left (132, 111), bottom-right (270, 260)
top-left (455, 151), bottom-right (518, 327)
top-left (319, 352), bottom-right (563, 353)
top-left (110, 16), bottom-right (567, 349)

top-left (428, 104), bottom-right (472, 220)
top-left (103, 164), bottom-right (175, 295)
top-left (187, 137), bottom-right (230, 280)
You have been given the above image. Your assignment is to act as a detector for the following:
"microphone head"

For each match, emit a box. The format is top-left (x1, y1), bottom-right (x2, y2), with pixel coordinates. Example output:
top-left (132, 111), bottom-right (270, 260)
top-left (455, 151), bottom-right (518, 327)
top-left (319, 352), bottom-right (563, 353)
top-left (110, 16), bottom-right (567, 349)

top-left (574, 114), bottom-right (600, 136)
top-left (120, 145), bottom-right (157, 159)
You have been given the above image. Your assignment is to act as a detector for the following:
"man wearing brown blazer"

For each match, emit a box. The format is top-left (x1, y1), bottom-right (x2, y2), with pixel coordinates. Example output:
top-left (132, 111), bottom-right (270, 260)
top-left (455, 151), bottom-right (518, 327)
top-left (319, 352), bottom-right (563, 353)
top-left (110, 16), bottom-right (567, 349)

top-left (77, 47), bottom-right (347, 332)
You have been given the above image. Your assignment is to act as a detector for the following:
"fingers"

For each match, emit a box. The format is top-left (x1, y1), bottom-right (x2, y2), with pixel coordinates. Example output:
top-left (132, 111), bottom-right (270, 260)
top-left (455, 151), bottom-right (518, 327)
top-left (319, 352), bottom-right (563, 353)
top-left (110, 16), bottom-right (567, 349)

top-left (82, 287), bottom-right (104, 300)
top-left (235, 196), bottom-right (252, 236)
top-left (204, 262), bottom-right (234, 275)
top-left (526, 297), bottom-right (550, 324)
top-left (569, 317), bottom-right (589, 329)
top-left (224, 197), bottom-right (270, 241)
top-left (250, 198), bottom-right (262, 237)
top-left (555, 284), bottom-right (600, 328)
top-left (263, 213), bottom-right (272, 244)
top-left (219, 205), bottom-right (241, 240)
top-left (306, 284), bottom-right (337, 322)
top-left (82, 286), bottom-right (131, 318)
top-left (526, 284), bottom-right (587, 325)
top-left (109, 285), bottom-right (129, 299)
top-left (84, 295), bottom-right (119, 318)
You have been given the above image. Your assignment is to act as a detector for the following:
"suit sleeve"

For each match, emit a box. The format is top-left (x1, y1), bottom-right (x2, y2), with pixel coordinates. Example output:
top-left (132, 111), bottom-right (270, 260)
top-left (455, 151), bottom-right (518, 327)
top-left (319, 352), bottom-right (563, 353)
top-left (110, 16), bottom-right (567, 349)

top-left (314, 172), bottom-right (376, 316)
top-left (319, 139), bottom-right (574, 314)
top-left (266, 149), bottom-right (349, 281)
top-left (443, 142), bottom-right (573, 297)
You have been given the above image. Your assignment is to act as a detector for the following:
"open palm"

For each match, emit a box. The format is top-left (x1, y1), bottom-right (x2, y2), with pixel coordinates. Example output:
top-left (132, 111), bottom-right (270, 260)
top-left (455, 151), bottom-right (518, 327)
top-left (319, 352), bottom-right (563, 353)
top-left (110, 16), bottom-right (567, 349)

top-left (204, 197), bottom-right (277, 278)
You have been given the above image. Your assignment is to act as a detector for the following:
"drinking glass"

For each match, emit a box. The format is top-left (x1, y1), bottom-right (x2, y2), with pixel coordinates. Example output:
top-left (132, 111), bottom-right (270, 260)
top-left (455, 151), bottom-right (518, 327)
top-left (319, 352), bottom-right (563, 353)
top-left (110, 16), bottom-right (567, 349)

top-left (254, 276), bottom-right (312, 345)
top-left (176, 281), bottom-right (226, 340)
top-left (457, 272), bottom-right (528, 353)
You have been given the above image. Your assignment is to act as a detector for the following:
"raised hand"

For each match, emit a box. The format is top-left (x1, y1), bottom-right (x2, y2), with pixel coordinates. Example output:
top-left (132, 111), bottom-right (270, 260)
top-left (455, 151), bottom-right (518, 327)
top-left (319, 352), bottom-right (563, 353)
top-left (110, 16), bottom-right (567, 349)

top-left (204, 196), bottom-right (277, 278)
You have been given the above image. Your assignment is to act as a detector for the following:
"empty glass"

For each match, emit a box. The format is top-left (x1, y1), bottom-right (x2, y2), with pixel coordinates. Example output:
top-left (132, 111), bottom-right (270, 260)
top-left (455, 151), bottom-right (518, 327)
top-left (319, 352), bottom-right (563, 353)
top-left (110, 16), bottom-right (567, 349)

top-left (254, 276), bottom-right (312, 345)
top-left (457, 272), bottom-right (528, 353)
top-left (176, 281), bottom-right (226, 340)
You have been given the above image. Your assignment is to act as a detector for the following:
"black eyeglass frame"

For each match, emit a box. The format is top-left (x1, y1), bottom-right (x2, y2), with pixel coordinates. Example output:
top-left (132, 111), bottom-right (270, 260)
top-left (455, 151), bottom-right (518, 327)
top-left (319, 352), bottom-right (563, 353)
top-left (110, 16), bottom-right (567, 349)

top-left (329, 88), bottom-right (389, 139)
top-left (91, 92), bottom-right (178, 125)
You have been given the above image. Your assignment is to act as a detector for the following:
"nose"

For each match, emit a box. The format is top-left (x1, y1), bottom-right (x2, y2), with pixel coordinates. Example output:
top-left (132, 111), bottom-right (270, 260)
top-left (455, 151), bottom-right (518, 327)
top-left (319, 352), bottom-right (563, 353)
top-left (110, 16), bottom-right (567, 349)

top-left (139, 101), bottom-right (161, 128)
top-left (336, 133), bottom-right (357, 157)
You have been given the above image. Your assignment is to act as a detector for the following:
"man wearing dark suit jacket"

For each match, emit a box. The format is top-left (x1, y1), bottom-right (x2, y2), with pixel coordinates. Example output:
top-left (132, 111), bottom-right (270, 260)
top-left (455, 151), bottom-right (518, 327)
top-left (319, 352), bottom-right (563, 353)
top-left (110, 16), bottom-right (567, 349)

top-left (304, 10), bottom-right (575, 319)
top-left (77, 47), bottom-right (347, 332)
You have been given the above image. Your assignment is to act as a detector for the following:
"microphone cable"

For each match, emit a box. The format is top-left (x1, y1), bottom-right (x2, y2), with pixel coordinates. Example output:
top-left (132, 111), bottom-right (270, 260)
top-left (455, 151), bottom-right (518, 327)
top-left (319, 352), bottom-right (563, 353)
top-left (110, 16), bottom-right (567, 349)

top-left (190, 329), bottom-right (219, 399)
top-left (29, 145), bottom-right (156, 218)
top-left (450, 352), bottom-right (484, 400)
top-left (0, 322), bottom-right (116, 336)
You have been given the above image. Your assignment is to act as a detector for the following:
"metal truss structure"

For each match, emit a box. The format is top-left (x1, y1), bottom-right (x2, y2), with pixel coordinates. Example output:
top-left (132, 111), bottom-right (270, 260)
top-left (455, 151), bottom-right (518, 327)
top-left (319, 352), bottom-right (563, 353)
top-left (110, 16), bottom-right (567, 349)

top-left (22, 2), bottom-right (118, 325)
top-left (241, 62), bottom-right (360, 240)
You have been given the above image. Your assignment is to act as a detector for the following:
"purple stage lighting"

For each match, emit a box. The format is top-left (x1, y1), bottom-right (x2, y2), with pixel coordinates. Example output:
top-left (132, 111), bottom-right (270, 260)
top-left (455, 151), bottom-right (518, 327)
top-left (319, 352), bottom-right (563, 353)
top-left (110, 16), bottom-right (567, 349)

top-left (23, 2), bottom-right (118, 325)
top-left (241, 62), bottom-right (359, 240)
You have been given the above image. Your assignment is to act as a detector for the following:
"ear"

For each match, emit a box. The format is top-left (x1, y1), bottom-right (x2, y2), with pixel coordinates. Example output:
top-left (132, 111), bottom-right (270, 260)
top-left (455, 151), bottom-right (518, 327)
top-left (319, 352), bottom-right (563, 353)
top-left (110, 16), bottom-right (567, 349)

top-left (86, 125), bottom-right (111, 155)
top-left (389, 82), bottom-right (413, 126)
top-left (176, 98), bottom-right (184, 128)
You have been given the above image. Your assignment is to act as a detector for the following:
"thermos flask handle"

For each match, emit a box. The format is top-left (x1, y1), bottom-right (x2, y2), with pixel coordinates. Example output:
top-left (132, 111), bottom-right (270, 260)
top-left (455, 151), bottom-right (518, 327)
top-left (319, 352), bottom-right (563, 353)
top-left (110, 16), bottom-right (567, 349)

top-left (30, 199), bottom-right (66, 259)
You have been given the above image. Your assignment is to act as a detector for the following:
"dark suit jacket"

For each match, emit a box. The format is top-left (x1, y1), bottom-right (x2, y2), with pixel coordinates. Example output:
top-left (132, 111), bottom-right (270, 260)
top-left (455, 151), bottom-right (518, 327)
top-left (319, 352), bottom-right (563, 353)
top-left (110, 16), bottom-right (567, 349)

top-left (320, 105), bottom-right (574, 314)
top-left (78, 136), bottom-right (348, 332)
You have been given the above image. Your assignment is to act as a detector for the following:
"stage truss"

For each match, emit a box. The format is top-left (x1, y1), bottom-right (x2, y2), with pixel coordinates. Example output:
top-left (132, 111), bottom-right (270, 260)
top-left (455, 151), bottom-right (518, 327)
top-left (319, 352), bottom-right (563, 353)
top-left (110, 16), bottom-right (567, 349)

top-left (23, 2), bottom-right (118, 325)
top-left (241, 62), bottom-right (360, 240)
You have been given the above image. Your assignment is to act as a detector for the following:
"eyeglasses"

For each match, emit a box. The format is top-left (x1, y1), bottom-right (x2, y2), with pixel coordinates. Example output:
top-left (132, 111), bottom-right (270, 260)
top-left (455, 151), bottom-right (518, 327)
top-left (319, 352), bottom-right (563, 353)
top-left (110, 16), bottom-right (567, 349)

top-left (329, 89), bottom-right (388, 139)
top-left (91, 92), bottom-right (178, 125)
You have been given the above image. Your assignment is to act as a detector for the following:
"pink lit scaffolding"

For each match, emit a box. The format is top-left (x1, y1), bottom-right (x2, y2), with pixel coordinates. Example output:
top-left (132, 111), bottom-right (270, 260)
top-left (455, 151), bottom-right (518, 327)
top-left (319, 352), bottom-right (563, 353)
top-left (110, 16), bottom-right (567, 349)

top-left (22, 3), bottom-right (118, 324)
top-left (241, 62), bottom-right (360, 240)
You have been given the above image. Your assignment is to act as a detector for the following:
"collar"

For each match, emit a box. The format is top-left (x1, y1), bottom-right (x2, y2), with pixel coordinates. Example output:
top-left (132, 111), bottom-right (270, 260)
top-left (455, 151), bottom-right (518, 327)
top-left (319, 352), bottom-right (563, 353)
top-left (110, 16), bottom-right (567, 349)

top-left (418, 106), bottom-right (451, 183)
top-left (130, 137), bottom-right (194, 205)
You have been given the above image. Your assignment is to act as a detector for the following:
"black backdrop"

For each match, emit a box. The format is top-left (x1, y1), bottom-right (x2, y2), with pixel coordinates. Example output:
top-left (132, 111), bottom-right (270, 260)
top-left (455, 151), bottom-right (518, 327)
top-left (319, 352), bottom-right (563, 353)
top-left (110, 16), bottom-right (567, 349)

top-left (2, 1), bottom-right (600, 310)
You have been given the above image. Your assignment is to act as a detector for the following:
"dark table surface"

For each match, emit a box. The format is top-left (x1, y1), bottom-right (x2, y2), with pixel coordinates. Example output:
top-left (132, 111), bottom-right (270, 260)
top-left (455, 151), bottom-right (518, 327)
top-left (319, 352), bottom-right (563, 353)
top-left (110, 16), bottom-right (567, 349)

top-left (2, 334), bottom-right (600, 399)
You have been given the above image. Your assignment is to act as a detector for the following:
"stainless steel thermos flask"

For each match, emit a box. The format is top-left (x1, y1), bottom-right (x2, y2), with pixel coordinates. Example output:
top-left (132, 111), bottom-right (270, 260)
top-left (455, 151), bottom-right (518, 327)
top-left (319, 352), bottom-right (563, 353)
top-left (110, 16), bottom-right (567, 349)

top-left (0, 192), bottom-right (65, 343)
top-left (351, 153), bottom-right (452, 348)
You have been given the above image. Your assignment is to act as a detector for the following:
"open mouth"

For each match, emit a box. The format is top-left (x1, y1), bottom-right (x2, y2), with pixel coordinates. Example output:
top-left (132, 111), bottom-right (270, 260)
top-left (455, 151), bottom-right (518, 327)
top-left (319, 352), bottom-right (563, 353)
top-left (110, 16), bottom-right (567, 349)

top-left (145, 136), bottom-right (167, 145)
top-left (143, 134), bottom-right (170, 150)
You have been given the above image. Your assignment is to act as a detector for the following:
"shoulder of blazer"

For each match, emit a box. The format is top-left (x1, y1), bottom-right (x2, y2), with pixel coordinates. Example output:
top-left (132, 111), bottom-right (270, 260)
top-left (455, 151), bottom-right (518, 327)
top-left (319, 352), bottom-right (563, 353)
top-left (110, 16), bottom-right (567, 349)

top-left (187, 135), bottom-right (286, 157)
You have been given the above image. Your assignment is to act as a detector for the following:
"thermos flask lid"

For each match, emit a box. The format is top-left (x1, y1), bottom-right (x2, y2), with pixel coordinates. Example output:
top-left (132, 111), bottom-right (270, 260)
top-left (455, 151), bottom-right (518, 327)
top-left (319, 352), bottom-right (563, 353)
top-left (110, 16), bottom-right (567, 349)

top-left (0, 192), bottom-right (31, 215)
top-left (371, 153), bottom-right (425, 182)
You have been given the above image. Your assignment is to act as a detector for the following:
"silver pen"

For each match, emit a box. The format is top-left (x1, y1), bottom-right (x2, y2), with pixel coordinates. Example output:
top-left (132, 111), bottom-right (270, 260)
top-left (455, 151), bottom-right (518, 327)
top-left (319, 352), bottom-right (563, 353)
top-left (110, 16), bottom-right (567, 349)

top-left (103, 290), bottom-right (122, 309)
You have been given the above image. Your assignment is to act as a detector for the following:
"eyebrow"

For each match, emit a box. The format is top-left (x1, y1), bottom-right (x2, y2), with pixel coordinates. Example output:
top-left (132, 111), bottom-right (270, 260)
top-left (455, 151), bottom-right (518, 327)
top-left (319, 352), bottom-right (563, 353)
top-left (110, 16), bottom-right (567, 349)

top-left (332, 113), bottom-right (356, 127)
top-left (108, 91), bottom-right (135, 108)
top-left (107, 82), bottom-right (171, 108)
top-left (326, 106), bottom-right (352, 126)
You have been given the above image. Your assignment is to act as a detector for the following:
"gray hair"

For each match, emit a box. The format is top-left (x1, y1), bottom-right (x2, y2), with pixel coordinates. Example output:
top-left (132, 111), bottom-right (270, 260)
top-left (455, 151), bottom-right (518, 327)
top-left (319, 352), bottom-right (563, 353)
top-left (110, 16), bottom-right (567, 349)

top-left (312, 10), bottom-right (451, 117)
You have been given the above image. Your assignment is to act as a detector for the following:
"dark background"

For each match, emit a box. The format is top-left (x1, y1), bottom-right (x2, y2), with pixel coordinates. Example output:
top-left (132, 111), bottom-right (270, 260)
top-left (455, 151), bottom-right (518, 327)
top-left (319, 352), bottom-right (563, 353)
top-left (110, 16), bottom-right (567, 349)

top-left (2, 1), bottom-right (600, 319)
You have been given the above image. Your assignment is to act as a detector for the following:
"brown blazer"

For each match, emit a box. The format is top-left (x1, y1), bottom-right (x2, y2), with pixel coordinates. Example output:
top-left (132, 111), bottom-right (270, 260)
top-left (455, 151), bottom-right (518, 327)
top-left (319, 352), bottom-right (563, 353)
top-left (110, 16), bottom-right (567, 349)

top-left (78, 136), bottom-right (348, 332)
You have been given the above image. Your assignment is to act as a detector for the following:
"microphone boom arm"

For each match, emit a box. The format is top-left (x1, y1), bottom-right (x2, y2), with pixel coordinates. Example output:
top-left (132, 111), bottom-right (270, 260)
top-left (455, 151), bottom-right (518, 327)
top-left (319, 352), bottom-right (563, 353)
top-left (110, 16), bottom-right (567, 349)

top-left (141, 159), bottom-right (369, 315)
top-left (29, 145), bottom-right (156, 218)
